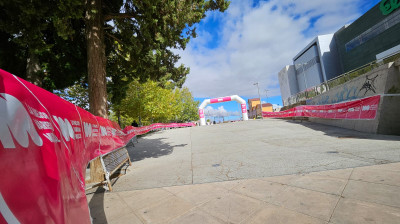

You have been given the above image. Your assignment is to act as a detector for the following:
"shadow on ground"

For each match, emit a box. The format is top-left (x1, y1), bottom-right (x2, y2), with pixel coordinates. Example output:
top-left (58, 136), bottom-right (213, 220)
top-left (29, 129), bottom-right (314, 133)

top-left (283, 119), bottom-right (400, 141)
top-left (126, 136), bottom-right (187, 162)
top-left (86, 133), bottom-right (189, 221)
top-left (88, 188), bottom-right (106, 224)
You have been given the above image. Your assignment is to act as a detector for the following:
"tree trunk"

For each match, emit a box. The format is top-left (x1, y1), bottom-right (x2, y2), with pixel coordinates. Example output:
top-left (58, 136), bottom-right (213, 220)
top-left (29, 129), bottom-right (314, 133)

top-left (85, 0), bottom-right (108, 118)
top-left (116, 109), bottom-right (122, 127)
top-left (26, 51), bottom-right (42, 87)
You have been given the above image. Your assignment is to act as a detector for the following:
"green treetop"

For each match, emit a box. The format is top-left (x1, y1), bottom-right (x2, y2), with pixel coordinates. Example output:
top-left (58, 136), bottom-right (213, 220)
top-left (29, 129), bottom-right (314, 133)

top-left (0, 0), bottom-right (229, 119)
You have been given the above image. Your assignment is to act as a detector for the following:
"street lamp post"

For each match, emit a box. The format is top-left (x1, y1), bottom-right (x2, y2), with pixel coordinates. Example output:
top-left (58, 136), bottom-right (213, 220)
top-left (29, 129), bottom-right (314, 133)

top-left (264, 89), bottom-right (269, 103)
top-left (253, 82), bottom-right (263, 119)
top-left (265, 89), bottom-right (270, 112)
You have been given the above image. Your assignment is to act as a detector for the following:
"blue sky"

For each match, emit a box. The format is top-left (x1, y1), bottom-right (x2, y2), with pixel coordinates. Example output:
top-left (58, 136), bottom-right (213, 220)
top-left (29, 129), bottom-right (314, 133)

top-left (179, 0), bottom-right (381, 120)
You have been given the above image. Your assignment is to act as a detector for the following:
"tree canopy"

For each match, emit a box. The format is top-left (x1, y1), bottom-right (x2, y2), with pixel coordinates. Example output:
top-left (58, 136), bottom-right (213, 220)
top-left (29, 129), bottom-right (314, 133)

top-left (113, 80), bottom-right (199, 127)
top-left (0, 0), bottom-right (86, 90)
top-left (55, 78), bottom-right (89, 110)
top-left (0, 0), bottom-right (230, 118)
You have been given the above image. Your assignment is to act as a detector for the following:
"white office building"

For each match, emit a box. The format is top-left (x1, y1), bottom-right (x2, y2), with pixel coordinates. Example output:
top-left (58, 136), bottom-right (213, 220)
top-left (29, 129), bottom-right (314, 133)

top-left (279, 34), bottom-right (342, 105)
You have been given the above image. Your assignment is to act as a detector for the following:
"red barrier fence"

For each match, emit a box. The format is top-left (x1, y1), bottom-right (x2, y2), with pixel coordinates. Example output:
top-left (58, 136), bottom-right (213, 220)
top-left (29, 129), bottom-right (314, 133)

top-left (0, 69), bottom-right (194, 224)
top-left (263, 95), bottom-right (381, 120)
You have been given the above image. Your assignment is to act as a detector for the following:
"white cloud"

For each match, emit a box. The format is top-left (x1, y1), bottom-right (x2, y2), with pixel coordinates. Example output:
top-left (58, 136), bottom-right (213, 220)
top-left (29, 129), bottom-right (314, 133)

top-left (177, 0), bottom-right (365, 98)
top-left (204, 106), bottom-right (241, 117)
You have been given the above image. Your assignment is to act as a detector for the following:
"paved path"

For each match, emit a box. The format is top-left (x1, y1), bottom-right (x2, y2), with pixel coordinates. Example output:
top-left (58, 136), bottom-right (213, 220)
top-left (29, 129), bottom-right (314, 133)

top-left (87, 119), bottom-right (400, 223)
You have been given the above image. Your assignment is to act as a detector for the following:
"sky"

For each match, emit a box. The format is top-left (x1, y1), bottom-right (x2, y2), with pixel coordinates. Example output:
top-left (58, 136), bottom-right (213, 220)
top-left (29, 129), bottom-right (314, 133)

top-left (176, 0), bottom-right (381, 121)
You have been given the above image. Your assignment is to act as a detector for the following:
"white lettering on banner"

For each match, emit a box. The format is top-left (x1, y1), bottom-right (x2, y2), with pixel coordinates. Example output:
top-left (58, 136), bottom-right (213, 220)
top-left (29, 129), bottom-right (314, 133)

top-left (107, 127), bottom-right (113, 136)
top-left (100, 126), bottom-right (107, 136)
top-left (348, 108), bottom-right (355, 112)
top-left (53, 116), bottom-right (75, 142)
top-left (71, 120), bottom-right (80, 126)
top-left (0, 192), bottom-right (20, 224)
top-left (84, 122), bottom-right (92, 137)
top-left (82, 122), bottom-right (104, 138)
top-left (43, 133), bottom-right (60, 143)
top-left (92, 124), bottom-right (99, 137)
top-left (33, 120), bottom-right (54, 130)
top-left (25, 103), bottom-right (49, 119)
top-left (0, 93), bottom-right (43, 148)
top-left (71, 121), bottom-right (81, 139)
top-left (362, 105), bottom-right (370, 111)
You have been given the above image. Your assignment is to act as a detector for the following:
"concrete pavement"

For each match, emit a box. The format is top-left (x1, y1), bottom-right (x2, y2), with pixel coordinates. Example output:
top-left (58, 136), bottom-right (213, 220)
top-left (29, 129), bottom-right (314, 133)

top-left (87, 119), bottom-right (400, 223)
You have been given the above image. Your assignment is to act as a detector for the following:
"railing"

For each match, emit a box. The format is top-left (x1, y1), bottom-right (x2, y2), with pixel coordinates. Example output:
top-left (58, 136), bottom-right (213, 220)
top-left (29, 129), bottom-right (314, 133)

top-left (0, 68), bottom-right (196, 224)
top-left (283, 52), bottom-right (400, 106)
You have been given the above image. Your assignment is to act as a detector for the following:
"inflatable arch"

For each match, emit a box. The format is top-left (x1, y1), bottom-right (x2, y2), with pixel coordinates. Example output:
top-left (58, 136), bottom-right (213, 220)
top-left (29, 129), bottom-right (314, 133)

top-left (198, 95), bottom-right (248, 126)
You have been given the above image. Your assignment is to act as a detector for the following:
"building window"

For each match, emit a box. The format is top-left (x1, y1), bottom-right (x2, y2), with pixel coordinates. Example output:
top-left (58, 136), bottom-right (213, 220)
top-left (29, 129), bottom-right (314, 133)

top-left (295, 56), bottom-right (320, 74)
top-left (345, 9), bottom-right (400, 52)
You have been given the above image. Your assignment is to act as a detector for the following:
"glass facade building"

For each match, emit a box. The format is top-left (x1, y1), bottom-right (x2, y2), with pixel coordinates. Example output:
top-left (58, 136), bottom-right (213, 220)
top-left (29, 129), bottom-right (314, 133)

top-left (279, 1), bottom-right (400, 106)
top-left (335, 3), bottom-right (400, 73)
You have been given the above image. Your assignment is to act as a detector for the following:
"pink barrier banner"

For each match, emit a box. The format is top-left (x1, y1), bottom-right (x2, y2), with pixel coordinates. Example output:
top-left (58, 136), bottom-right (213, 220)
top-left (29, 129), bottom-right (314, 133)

top-left (210, 96), bottom-right (231, 104)
top-left (241, 104), bottom-right (247, 113)
top-left (198, 109), bottom-right (205, 119)
top-left (0, 69), bottom-right (194, 224)
top-left (263, 95), bottom-right (380, 120)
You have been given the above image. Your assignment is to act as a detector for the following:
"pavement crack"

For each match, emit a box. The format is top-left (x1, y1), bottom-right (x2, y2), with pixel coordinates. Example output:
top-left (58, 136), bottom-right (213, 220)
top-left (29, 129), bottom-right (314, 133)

top-left (328, 168), bottom-right (354, 222)
top-left (299, 160), bottom-right (348, 173)
top-left (338, 151), bottom-right (392, 164)
top-left (217, 160), bottom-right (244, 181)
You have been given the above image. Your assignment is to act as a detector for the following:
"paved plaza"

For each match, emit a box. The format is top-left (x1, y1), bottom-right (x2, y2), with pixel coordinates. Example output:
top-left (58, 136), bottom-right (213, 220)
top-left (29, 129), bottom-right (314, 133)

top-left (87, 119), bottom-right (400, 223)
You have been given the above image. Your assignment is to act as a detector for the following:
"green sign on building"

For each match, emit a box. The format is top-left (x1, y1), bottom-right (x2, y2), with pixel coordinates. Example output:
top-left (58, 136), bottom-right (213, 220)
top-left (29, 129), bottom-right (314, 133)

top-left (380, 0), bottom-right (400, 15)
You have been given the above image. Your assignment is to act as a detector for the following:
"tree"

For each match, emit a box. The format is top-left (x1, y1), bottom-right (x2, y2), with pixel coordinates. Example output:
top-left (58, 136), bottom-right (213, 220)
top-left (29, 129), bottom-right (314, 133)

top-left (0, 0), bottom-right (230, 118)
top-left (0, 0), bottom-right (85, 90)
top-left (172, 87), bottom-right (200, 122)
top-left (55, 78), bottom-right (90, 110)
top-left (85, 0), bottom-right (230, 118)
top-left (115, 80), bottom-right (199, 126)
top-left (116, 80), bottom-right (172, 125)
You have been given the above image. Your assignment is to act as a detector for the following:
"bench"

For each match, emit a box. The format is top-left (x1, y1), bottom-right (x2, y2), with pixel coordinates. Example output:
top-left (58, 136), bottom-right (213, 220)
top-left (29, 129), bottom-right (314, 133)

top-left (100, 146), bottom-right (132, 191)
top-left (85, 144), bottom-right (133, 191)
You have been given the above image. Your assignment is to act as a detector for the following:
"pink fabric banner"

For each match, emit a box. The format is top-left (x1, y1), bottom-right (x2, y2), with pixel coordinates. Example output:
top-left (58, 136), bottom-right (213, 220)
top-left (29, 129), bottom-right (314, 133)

top-left (210, 96), bottom-right (231, 104)
top-left (241, 104), bottom-right (247, 113)
top-left (0, 69), bottom-right (194, 224)
top-left (198, 109), bottom-right (205, 118)
top-left (262, 95), bottom-right (381, 120)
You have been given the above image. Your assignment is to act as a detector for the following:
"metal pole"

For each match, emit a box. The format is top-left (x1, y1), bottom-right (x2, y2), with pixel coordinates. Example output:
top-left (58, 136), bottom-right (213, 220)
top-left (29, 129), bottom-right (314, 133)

top-left (265, 89), bottom-right (270, 112)
top-left (264, 89), bottom-right (269, 103)
top-left (253, 82), bottom-right (263, 119)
